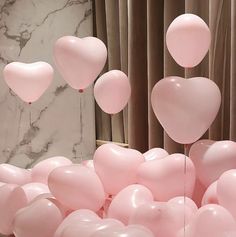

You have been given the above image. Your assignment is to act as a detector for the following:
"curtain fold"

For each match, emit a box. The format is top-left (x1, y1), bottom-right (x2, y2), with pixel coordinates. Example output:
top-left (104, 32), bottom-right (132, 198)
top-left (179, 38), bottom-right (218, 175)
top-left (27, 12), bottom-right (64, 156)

top-left (94, 0), bottom-right (235, 153)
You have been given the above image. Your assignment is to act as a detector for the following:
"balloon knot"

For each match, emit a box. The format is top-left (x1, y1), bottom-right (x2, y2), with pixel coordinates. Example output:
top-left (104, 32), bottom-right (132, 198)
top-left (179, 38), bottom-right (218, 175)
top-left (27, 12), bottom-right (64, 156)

top-left (78, 89), bottom-right (84, 93)
top-left (28, 102), bottom-right (32, 105)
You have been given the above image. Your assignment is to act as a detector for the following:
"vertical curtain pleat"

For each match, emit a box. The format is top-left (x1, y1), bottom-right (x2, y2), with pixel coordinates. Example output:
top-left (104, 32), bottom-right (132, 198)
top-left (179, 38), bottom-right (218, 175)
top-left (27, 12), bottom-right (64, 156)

top-left (128, 0), bottom-right (148, 152)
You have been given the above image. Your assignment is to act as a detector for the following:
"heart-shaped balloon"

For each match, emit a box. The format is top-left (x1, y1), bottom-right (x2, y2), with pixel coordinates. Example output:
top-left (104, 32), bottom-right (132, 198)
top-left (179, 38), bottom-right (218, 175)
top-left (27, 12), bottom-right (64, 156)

top-left (91, 225), bottom-right (154, 237)
top-left (31, 156), bottom-right (72, 184)
top-left (137, 154), bottom-right (196, 201)
top-left (0, 184), bottom-right (27, 235)
top-left (94, 144), bottom-right (145, 195)
top-left (48, 165), bottom-right (105, 211)
top-left (143, 148), bottom-right (169, 161)
top-left (217, 169), bottom-right (236, 220)
top-left (202, 181), bottom-right (218, 206)
top-left (13, 198), bottom-right (63, 237)
top-left (0, 164), bottom-right (31, 185)
top-left (107, 184), bottom-right (154, 224)
top-left (189, 140), bottom-right (236, 187)
top-left (54, 36), bottom-right (107, 91)
top-left (129, 201), bottom-right (194, 237)
top-left (3, 62), bottom-right (53, 103)
top-left (151, 77), bottom-right (221, 144)
top-left (94, 70), bottom-right (131, 114)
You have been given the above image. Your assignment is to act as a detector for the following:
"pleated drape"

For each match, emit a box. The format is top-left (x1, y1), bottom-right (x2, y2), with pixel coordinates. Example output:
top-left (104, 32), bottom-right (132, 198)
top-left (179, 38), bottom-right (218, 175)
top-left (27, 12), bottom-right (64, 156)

top-left (93, 0), bottom-right (235, 153)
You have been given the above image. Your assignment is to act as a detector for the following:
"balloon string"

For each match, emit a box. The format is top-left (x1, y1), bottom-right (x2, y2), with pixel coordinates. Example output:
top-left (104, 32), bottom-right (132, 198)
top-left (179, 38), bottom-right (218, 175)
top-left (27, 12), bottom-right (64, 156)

top-left (184, 144), bottom-right (188, 237)
top-left (29, 103), bottom-right (32, 154)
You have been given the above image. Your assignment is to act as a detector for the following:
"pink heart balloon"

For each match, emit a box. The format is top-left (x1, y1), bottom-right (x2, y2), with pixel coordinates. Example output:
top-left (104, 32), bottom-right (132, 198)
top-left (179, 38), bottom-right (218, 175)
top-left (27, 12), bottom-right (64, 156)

top-left (137, 154), bottom-right (196, 201)
top-left (91, 225), bottom-right (154, 237)
top-left (107, 184), bottom-right (154, 224)
top-left (190, 139), bottom-right (236, 187)
top-left (180, 204), bottom-right (236, 237)
top-left (151, 77), bottom-right (221, 144)
top-left (143, 148), bottom-right (169, 161)
top-left (202, 181), bottom-right (218, 206)
top-left (54, 209), bottom-right (100, 237)
top-left (94, 70), bottom-right (131, 114)
top-left (31, 156), bottom-right (72, 184)
top-left (166, 14), bottom-right (211, 68)
top-left (0, 184), bottom-right (27, 235)
top-left (130, 201), bottom-right (194, 237)
top-left (3, 62), bottom-right (53, 103)
top-left (13, 198), bottom-right (63, 237)
top-left (48, 165), bottom-right (105, 211)
top-left (94, 144), bottom-right (145, 195)
top-left (217, 169), bottom-right (236, 220)
top-left (54, 36), bottom-right (107, 91)
top-left (0, 164), bottom-right (31, 185)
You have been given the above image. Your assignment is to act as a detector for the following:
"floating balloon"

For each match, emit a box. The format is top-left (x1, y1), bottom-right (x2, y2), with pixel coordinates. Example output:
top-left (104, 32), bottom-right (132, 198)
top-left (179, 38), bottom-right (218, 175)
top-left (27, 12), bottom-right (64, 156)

top-left (143, 148), bottom-right (169, 161)
top-left (93, 144), bottom-right (145, 195)
top-left (189, 140), bottom-right (236, 187)
top-left (166, 13), bottom-right (211, 68)
top-left (31, 156), bottom-right (72, 184)
top-left (151, 77), bottom-right (221, 144)
top-left (202, 181), bottom-right (218, 206)
top-left (3, 62), bottom-right (53, 103)
top-left (94, 70), bottom-right (131, 114)
top-left (137, 154), bottom-right (196, 201)
top-left (54, 36), bottom-right (107, 91)
top-left (48, 165), bottom-right (105, 211)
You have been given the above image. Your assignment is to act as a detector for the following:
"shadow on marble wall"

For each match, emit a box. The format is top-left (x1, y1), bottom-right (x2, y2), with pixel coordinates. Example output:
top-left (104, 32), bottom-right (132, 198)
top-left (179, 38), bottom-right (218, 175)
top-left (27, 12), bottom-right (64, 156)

top-left (0, 0), bottom-right (96, 169)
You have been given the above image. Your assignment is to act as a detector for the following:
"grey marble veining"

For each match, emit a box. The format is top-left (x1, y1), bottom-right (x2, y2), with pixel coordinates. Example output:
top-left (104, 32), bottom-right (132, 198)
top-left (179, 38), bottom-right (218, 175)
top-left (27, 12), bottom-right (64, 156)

top-left (0, 0), bottom-right (96, 169)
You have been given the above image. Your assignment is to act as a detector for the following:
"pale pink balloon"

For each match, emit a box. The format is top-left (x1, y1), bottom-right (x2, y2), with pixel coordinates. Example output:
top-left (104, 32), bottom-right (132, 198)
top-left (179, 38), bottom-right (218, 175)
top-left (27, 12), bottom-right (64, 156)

top-left (13, 198), bottom-right (63, 237)
top-left (130, 201), bottom-right (192, 237)
top-left (61, 219), bottom-right (124, 237)
top-left (217, 169), bottom-right (236, 220)
top-left (54, 209), bottom-right (100, 237)
top-left (91, 225), bottom-right (154, 237)
top-left (0, 184), bottom-right (27, 235)
top-left (94, 144), bottom-right (145, 195)
top-left (107, 184), bottom-right (154, 224)
top-left (0, 182), bottom-right (5, 187)
top-left (137, 153), bottom-right (196, 201)
top-left (94, 70), bottom-right (131, 114)
top-left (54, 36), bottom-right (107, 91)
top-left (192, 178), bottom-right (206, 207)
top-left (202, 181), bottom-right (218, 206)
top-left (31, 156), bottom-right (72, 184)
top-left (180, 204), bottom-right (236, 237)
top-left (166, 13), bottom-right (211, 68)
top-left (82, 159), bottom-right (95, 171)
top-left (0, 164), bottom-right (31, 185)
top-left (190, 139), bottom-right (236, 187)
top-left (48, 164), bottom-right (105, 211)
top-left (3, 62), bottom-right (53, 103)
top-left (143, 148), bottom-right (169, 161)
top-left (151, 77), bottom-right (221, 144)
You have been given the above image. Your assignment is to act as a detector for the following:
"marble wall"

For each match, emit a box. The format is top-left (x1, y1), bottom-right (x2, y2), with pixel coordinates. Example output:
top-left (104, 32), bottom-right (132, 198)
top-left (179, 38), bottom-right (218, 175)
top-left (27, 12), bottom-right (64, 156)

top-left (0, 0), bottom-right (96, 168)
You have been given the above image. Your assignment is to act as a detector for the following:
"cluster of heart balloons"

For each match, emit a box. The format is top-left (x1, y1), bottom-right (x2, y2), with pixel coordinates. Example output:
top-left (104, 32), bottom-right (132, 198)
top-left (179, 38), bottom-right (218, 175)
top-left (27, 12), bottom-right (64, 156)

top-left (3, 36), bottom-right (131, 114)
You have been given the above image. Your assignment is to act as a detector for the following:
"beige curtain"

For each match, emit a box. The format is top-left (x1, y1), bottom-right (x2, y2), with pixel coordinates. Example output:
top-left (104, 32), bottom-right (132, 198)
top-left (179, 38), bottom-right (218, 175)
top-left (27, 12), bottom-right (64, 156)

top-left (93, 0), bottom-right (234, 153)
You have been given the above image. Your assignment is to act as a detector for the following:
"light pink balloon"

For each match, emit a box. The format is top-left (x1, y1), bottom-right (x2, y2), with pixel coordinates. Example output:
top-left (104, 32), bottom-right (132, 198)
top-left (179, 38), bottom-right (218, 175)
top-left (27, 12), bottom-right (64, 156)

top-left (13, 198), bottom-right (63, 237)
top-left (61, 219), bottom-right (124, 237)
top-left (94, 144), bottom-right (145, 195)
top-left (0, 184), bottom-right (27, 235)
top-left (190, 139), bottom-right (236, 187)
top-left (202, 181), bottom-right (218, 206)
top-left (54, 36), bottom-right (107, 91)
top-left (3, 62), bottom-right (53, 103)
top-left (192, 178), bottom-right (206, 207)
top-left (0, 164), bottom-right (31, 185)
top-left (180, 204), bottom-right (236, 237)
top-left (48, 164), bottom-right (105, 211)
top-left (151, 77), bottom-right (221, 144)
top-left (31, 156), bottom-right (72, 184)
top-left (130, 201), bottom-right (192, 237)
top-left (91, 225), bottom-right (154, 237)
top-left (94, 70), bottom-right (131, 114)
top-left (166, 13), bottom-right (211, 68)
top-left (82, 159), bottom-right (95, 171)
top-left (217, 169), bottom-right (236, 220)
top-left (54, 209), bottom-right (100, 237)
top-left (107, 184), bottom-right (154, 224)
top-left (0, 182), bottom-right (5, 187)
top-left (137, 153), bottom-right (196, 201)
top-left (143, 148), bottom-right (169, 161)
